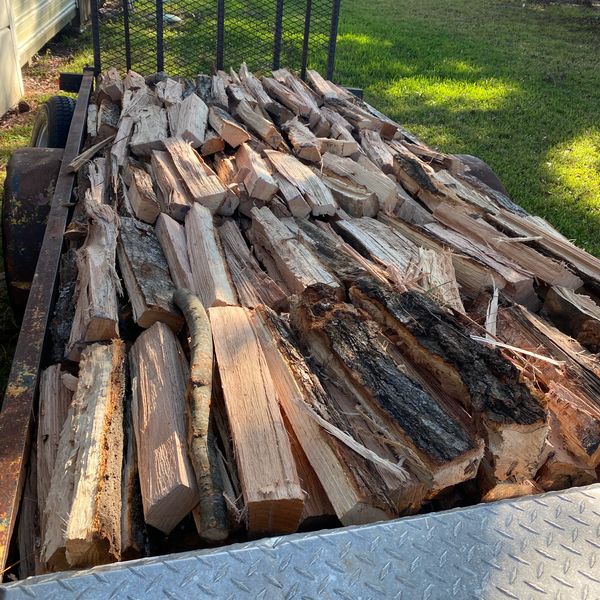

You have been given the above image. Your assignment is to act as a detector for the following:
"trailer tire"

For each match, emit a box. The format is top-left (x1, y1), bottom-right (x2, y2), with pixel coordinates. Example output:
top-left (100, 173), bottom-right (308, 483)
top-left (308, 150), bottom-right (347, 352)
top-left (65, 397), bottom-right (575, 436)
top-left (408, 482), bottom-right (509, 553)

top-left (30, 96), bottom-right (75, 148)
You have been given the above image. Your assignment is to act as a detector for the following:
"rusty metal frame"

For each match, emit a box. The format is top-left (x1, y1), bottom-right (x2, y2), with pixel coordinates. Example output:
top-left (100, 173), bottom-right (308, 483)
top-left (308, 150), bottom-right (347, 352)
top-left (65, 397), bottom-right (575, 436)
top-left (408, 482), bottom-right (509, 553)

top-left (0, 69), bottom-right (94, 578)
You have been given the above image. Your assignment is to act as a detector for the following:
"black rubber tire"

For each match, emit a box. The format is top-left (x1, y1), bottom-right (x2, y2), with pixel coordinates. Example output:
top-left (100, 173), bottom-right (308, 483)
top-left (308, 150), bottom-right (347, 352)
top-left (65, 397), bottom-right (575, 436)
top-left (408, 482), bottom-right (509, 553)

top-left (30, 96), bottom-right (75, 148)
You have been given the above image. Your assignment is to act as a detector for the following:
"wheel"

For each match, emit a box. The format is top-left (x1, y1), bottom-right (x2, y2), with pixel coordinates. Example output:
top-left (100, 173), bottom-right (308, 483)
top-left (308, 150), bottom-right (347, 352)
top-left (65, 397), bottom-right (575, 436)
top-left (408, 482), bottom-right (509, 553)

top-left (30, 96), bottom-right (75, 148)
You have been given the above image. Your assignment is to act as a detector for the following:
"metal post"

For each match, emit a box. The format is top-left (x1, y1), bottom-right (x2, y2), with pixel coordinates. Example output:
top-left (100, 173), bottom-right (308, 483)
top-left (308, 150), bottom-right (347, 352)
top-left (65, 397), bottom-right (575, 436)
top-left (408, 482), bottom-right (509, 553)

top-left (300, 0), bottom-right (312, 80)
top-left (216, 0), bottom-right (225, 71)
top-left (326, 0), bottom-right (341, 80)
top-left (156, 0), bottom-right (164, 72)
top-left (123, 0), bottom-right (132, 71)
top-left (90, 0), bottom-right (101, 75)
top-left (273, 0), bottom-right (284, 70)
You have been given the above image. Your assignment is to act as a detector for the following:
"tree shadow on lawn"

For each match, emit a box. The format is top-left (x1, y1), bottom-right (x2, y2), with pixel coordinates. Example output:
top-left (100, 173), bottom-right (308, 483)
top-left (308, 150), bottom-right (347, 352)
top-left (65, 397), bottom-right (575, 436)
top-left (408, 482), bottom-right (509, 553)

top-left (332, 2), bottom-right (600, 254)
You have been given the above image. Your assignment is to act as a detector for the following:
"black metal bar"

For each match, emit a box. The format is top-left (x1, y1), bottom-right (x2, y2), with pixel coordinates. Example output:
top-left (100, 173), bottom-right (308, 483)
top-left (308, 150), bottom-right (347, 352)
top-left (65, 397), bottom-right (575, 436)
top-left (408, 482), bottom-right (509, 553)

top-left (216, 0), bottom-right (225, 71)
top-left (156, 0), bottom-right (164, 72)
top-left (123, 0), bottom-right (132, 71)
top-left (0, 69), bottom-right (94, 577)
top-left (90, 0), bottom-right (101, 75)
top-left (300, 0), bottom-right (312, 80)
top-left (273, 0), bottom-right (284, 70)
top-left (326, 0), bottom-right (341, 80)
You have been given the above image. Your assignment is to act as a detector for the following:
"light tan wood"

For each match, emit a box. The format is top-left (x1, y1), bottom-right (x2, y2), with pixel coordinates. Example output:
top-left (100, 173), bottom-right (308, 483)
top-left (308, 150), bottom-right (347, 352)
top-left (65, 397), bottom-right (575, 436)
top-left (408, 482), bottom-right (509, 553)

top-left (282, 117), bottom-right (321, 162)
top-left (210, 74), bottom-right (229, 110)
top-left (234, 99), bottom-right (283, 149)
top-left (155, 78), bottom-right (183, 106)
top-left (239, 62), bottom-right (276, 111)
top-left (155, 213), bottom-right (194, 291)
top-left (262, 77), bottom-right (311, 117)
top-left (130, 323), bottom-right (200, 534)
top-left (417, 247), bottom-right (465, 314)
top-left (360, 129), bottom-right (394, 173)
top-left (130, 104), bottom-right (168, 156)
top-left (87, 104), bottom-right (98, 138)
top-left (322, 152), bottom-right (397, 212)
top-left (124, 70), bottom-right (146, 91)
top-left (208, 106), bottom-right (250, 148)
top-left (37, 365), bottom-right (73, 537)
top-left (164, 137), bottom-right (226, 213)
top-left (235, 143), bottom-right (278, 201)
top-left (42, 341), bottom-right (125, 570)
top-left (316, 171), bottom-right (378, 217)
top-left (125, 163), bottom-right (161, 224)
top-left (317, 137), bottom-right (359, 157)
top-left (249, 206), bottom-right (340, 294)
top-left (117, 216), bottom-right (184, 331)
top-left (272, 172), bottom-right (311, 217)
top-left (433, 203), bottom-right (583, 290)
top-left (110, 115), bottom-right (134, 170)
top-left (99, 67), bottom-right (124, 102)
top-left (185, 203), bottom-right (238, 307)
top-left (209, 306), bottom-right (304, 534)
top-left (264, 149), bottom-right (337, 216)
top-left (219, 219), bottom-right (287, 309)
top-left (201, 130), bottom-right (225, 156)
top-left (150, 149), bottom-right (193, 221)
top-left (66, 161), bottom-right (120, 361)
top-left (173, 92), bottom-right (208, 147)
top-left (97, 99), bottom-right (120, 141)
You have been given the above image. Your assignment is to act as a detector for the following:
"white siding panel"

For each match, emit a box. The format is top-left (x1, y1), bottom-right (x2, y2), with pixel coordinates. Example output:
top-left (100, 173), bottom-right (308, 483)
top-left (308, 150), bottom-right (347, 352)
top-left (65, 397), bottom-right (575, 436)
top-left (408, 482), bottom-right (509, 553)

top-left (0, 27), bottom-right (23, 115)
top-left (13, 0), bottom-right (76, 65)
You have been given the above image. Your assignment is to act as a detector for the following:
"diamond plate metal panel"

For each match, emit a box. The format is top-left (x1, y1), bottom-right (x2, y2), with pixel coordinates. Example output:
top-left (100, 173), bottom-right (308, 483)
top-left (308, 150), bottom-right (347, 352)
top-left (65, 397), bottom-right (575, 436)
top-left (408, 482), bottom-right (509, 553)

top-left (3, 484), bottom-right (600, 599)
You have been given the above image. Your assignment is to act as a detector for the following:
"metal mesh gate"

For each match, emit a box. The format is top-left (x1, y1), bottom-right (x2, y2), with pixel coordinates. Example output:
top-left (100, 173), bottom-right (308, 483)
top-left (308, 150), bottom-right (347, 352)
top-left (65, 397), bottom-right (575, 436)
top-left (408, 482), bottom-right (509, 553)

top-left (91, 0), bottom-right (340, 79)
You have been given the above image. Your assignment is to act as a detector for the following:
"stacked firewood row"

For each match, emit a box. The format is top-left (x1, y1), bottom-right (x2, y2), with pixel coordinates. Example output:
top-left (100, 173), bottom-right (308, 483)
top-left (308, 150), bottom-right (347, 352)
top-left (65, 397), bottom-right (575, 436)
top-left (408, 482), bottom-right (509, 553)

top-left (20, 63), bottom-right (600, 576)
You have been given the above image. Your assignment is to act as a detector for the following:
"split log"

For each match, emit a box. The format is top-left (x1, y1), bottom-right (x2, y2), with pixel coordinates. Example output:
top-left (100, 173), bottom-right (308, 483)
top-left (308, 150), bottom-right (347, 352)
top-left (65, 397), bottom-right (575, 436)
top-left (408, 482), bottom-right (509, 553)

top-left (99, 67), bottom-right (124, 102)
top-left (173, 92), bottom-right (208, 147)
top-left (290, 285), bottom-right (483, 492)
top-left (213, 153), bottom-right (242, 215)
top-left (417, 248), bottom-right (465, 314)
top-left (210, 74), bottom-right (229, 110)
top-left (544, 286), bottom-right (600, 351)
top-left (235, 143), bottom-right (278, 201)
top-left (185, 203), bottom-right (238, 307)
top-left (87, 104), bottom-right (97, 138)
top-left (195, 74), bottom-right (212, 101)
top-left (282, 117), bottom-right (321, 162)
top-left (37, 366), bottom-right (73, 536)
top-left (97, 99), bottom-right (120, 141)
top-left (209, 306), bottom-right (304, 534)
top-left (234, 99), bottom-right (283, 149)
top-left (43, 341), bottom-right (125, 569)
top-left (155, 213), bottom-right (194, 291)
top-left (173, 289), bottom-right (228, 541)
top-left (130, 105), bottom-right (168, 156)
top-left (272, 172), bottom-right (311, 217)
top-left (117, 216), bottom-right (183, 330)
top-left (208, 106), bottom-right (251, 148)
top-left (252, 306), bottom-right (407, 522)
top-left (219, 219), bottom-right (287, 310)
top-left (150, 149), bottom-right (193, 221)
top-left (239, 62), bottom-right (276, 110)
top-left (201, 130), bottom-right (225, 156)
top-left (321, 152), bottom-right (397, 212)
top-left (249, 206), bottom-right (340, 294)
top-left (316, 171), bottom-right (378, 217)
top-left (360, 129), bottom-right (394, 173)
top-left (124, 163), bottom-right (160, 224)
top-left (306, 69), bottom-right (353, 102)
top-left (124, 70), bottom-right (146, 91)
top-left (262, 77), bottom-right (311, 117)
top-left (264, 149), bottom-right (337, 216)
top-left (164, 137), bottom-right (226, 213)
top-left (348, 280), bottom-right (548, 480)
top-left (535, 414), bottom-right (596, 492)
top-left (433, 203), bottom-right (583, 290)
top-left (321, 106), bottom-right (355, 141)
top-left (155, 78), bottom-right (183, 106)
top-left (317, 137), bottom-right (359, 157)
top-left (66, 165), bottom-right (120, 360)
top-left (130, 323), bottom-right (200, 534)
top-left (110, 116), bottom-right (134, 170)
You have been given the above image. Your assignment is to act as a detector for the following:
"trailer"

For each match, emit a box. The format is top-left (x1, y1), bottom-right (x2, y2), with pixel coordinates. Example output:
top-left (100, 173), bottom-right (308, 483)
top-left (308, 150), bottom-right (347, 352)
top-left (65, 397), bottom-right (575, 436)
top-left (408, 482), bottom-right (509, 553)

top-left (1, 3), bottom-right (600, 597)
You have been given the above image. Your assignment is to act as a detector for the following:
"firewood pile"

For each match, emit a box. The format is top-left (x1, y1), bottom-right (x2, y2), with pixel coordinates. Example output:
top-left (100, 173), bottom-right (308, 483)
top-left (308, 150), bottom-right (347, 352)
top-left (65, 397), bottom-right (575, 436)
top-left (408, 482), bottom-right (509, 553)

top-left (26, 63), bottom-right (600, 575)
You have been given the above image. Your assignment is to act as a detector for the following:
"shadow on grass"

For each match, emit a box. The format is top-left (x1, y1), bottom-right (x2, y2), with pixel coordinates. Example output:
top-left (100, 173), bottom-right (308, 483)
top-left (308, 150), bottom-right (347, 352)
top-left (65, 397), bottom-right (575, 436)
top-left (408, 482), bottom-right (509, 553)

top-left (332, 0), bottom-right (600, 253)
